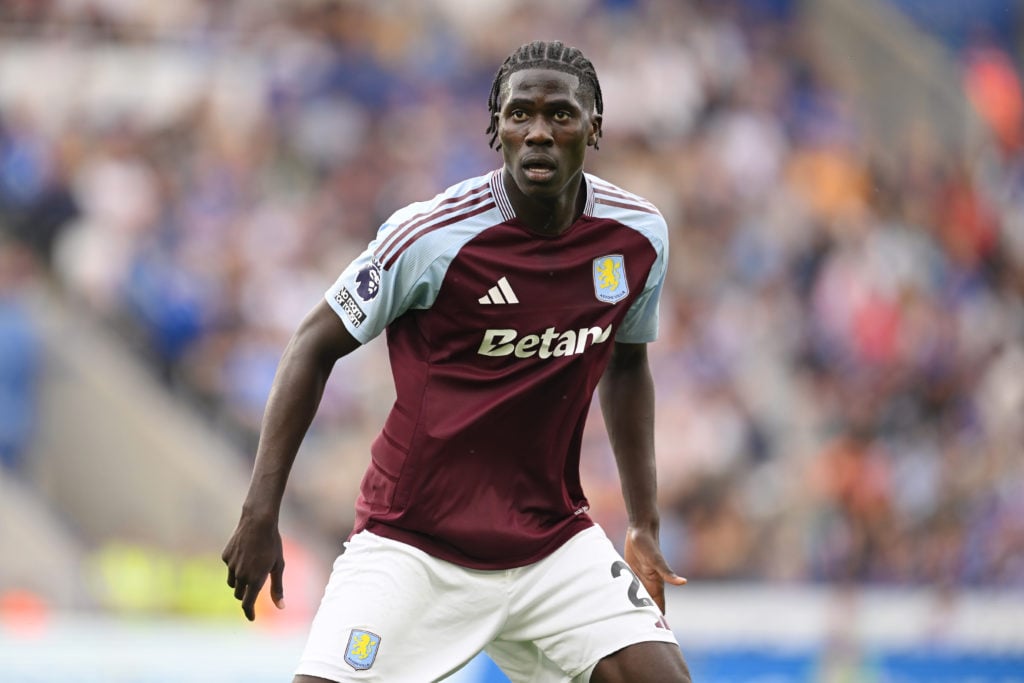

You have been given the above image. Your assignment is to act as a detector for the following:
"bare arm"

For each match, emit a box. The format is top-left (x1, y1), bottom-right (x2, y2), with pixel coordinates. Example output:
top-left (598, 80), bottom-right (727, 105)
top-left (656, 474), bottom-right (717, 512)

top-left (599, 341), bottom-right (685, 613)
top-left (222, 299), bottom-right (360, 621)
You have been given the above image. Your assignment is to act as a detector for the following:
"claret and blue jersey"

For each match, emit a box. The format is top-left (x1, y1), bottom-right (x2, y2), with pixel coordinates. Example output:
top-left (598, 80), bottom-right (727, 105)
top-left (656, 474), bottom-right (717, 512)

top-left (325, 168), bottom-right (668, 570)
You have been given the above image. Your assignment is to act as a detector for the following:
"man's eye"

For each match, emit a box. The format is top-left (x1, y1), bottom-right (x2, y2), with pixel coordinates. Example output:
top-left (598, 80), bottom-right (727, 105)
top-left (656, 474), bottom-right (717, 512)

top-left (554, 111), bottom-right (571, 121)
top-left (510, 110), bottom-right (528, 121)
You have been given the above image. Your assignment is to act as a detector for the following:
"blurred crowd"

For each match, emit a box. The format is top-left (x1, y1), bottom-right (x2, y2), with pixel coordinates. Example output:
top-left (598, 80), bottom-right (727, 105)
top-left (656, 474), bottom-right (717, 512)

top-left (1, 0), bottom-right (1022, 590)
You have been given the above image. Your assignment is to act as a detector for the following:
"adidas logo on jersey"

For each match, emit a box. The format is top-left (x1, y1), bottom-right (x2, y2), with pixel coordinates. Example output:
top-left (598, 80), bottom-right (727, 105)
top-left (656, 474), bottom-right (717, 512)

top-left (478, 324), bottom-right (612, 359)
top-left (478, 277), bottom-right (519, 305)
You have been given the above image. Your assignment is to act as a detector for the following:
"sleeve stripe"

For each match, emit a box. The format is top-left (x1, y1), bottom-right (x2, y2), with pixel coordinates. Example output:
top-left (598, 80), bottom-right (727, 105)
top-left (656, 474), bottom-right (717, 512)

top-left (591, 183), bottom-right (659, 213)
top-left (381, 200), bottom-right (497, 269)
top-left (375, 184), bottom-right (491, 265)
top-left (594, 196), bottom-right (661, 216)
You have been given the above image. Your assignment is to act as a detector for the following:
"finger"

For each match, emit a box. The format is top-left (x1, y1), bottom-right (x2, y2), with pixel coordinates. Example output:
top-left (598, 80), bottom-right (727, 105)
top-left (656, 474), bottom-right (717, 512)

top-left (226, 567), bottom-right (236, 589)
top-left (656, 563), bottom-right (687, 586)
top-left (233, 579), bottom-right (246, 602)
top-left (242, 586), bottom-right (256, 622)
top-left (241, 580), bottom-right (263, 622)
top-left (647, 553), bottom-right (688, 586)
top-left (647, 580), bottom-right (666, 614)
top-left (665, 573), bottom-right (688, 586)
top-left (270, 560), bottom-right (286, 609)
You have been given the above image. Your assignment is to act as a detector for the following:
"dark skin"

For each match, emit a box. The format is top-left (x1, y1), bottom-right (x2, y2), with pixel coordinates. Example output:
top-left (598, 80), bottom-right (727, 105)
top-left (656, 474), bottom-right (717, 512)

top-left (223, 66), bottom-right (689, 683)
top-left (593, 341), bottom-right (691, 683)
top-left (497, 68), bottom-right (688, 682)
top-left (498, 69), bottom-right (597, 236)
top-left (221, 300), bottom-right (357, 624)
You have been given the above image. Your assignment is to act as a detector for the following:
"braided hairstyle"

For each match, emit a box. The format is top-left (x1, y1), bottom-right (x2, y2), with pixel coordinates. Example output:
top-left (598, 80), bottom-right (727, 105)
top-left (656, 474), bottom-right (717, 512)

top-left (486, 40), bottom-right (604, 150)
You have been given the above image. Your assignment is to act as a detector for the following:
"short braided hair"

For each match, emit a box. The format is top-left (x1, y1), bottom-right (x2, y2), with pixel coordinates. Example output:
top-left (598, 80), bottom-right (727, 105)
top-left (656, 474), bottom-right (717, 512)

top-left (486, 40), bottom-right (604, 150)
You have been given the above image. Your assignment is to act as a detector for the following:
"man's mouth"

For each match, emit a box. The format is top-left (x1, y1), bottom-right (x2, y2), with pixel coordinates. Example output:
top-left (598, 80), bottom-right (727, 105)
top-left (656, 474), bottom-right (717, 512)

top-left (521, 157), bottom-right (556, 182)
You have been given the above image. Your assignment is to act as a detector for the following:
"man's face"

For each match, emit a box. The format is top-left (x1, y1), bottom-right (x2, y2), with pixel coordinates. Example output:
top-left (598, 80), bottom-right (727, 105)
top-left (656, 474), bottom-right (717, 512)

top-left (496, 68), bottom-right (602, 200)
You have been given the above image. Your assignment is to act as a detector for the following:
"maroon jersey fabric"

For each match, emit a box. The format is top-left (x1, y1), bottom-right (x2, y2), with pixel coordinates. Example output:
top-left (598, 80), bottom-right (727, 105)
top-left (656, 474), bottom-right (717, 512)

top-left (325, 170), bottom-right (668, 569)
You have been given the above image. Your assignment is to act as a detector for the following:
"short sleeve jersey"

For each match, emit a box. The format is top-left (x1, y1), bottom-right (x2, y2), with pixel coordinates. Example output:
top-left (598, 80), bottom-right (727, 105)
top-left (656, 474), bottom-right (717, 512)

top-left (325, 169), bottom-right (668, 569)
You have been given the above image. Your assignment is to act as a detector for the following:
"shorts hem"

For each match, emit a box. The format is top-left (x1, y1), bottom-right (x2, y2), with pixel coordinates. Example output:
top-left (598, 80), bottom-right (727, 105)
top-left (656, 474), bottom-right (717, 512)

top-left (570, 630), bottom-right (680, 679)
top-left (295, 659), bottom-right (346, 682)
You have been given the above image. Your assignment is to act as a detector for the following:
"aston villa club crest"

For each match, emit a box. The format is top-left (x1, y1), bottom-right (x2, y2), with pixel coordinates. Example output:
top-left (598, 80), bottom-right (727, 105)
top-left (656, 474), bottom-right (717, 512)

top-left (593, 254), bottom-right (628, 303)
top-left (344, 629), bottom-right (381, 671)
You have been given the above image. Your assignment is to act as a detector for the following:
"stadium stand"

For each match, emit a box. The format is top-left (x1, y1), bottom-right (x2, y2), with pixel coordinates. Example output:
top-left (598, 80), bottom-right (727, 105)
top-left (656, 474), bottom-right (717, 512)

top-left (0, 0), bottom-right (1022, 680)
top-left (1, 0), bottom-right (1022, 596)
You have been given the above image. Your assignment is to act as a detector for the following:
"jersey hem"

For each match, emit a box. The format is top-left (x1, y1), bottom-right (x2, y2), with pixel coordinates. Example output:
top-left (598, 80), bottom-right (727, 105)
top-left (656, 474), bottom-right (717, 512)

top-left (360, 516), bottom-right (595, 570)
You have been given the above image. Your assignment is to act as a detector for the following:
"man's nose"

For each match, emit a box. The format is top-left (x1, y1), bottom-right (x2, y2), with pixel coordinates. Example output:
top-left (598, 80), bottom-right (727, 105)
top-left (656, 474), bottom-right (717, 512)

top-left (525, 118), bottom-right (554, 146)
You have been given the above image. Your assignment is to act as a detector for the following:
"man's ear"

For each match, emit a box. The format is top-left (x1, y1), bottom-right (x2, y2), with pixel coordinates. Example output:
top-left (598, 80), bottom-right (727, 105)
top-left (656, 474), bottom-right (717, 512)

top-left (588, 114), bottom-right (603, 147)
top-left (491, 112), bottom-right (503, 150)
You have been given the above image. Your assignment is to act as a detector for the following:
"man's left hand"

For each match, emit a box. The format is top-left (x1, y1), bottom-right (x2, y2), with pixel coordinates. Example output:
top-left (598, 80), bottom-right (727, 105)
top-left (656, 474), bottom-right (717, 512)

top-left (624, 526), bottom-right (687, 614)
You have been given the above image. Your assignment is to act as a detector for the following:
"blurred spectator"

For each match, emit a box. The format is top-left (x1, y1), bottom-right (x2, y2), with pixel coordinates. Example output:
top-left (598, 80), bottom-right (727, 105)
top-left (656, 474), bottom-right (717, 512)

top-left (0, 0), bottom-right (1021, 588)
top-left (0, 241), bottom-right (41, 473)
top-left (963, 33), bottom-right (1024, 155)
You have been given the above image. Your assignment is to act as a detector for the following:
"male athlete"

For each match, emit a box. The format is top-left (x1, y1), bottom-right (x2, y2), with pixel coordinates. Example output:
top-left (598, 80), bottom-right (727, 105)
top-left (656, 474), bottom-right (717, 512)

top-left (222, 41), bottom-right (691, 682)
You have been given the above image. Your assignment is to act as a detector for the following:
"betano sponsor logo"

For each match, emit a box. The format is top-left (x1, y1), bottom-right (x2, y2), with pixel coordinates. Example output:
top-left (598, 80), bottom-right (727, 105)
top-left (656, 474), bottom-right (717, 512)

top-left (478, 324), bottom-right (612, 359)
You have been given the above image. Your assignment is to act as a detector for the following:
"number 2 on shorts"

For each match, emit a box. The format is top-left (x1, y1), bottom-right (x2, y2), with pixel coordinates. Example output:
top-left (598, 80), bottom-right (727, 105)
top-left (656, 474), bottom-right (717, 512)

top-left (610, 560), bottom-right (655, 608)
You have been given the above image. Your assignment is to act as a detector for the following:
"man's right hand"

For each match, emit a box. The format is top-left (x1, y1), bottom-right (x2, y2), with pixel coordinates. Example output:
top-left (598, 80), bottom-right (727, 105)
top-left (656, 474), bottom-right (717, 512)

top-left (221, 515), bottom-right (286, 621)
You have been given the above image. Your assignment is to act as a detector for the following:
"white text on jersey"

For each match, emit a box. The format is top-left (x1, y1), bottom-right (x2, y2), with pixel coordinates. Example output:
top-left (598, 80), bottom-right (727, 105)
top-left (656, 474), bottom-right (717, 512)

top-left (478, 324), bottom-right (612, 359)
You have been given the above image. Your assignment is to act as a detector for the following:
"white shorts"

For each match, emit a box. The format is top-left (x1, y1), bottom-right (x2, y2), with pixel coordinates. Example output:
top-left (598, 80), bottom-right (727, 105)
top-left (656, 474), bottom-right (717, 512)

top-left (295, 525), bottom-right (679, 682)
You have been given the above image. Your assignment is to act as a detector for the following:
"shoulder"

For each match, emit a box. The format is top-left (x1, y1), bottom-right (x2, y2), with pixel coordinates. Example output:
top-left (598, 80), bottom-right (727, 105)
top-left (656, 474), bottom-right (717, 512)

top-left (586, 173), bottom-right (668, 249)
top-left (386, 172), bottom-right (495, 230)
top-left (374, 171), bottom-right (500, 270)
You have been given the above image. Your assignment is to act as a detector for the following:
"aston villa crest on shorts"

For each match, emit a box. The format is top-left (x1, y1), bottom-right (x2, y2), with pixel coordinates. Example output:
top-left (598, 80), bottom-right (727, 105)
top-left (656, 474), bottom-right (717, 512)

top-left (344, 628), bottom-right (381, 670)
top-left (593, 254), bottom-right (628, 303)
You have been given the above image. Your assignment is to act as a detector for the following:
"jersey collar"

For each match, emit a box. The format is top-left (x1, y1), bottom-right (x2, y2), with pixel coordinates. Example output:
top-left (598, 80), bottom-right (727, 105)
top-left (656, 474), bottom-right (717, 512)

top-left (489, 169), bottom-right (596, 223)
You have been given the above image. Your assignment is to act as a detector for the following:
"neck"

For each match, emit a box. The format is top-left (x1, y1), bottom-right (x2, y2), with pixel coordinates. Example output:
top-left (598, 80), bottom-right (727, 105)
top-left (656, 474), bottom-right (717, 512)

top-left (503, 169), bottom-right (586, 236)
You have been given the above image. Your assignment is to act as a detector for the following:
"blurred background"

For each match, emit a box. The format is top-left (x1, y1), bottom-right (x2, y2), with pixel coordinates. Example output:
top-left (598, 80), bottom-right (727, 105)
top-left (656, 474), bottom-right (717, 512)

top-left (0, 0), bottom-right (1023, 681)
